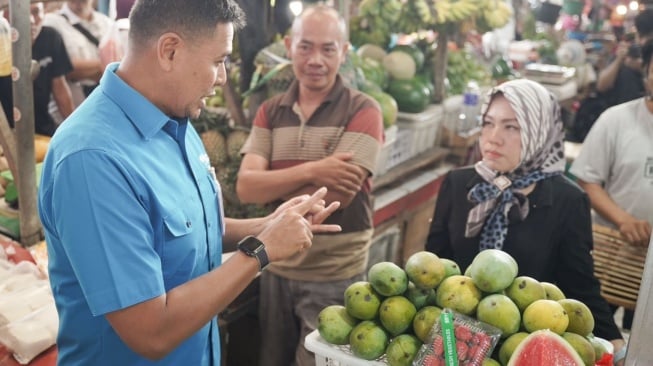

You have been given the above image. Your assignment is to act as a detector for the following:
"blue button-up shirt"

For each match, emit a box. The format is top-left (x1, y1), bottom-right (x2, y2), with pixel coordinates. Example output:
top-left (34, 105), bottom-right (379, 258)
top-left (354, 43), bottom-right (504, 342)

top-left (38, 63), bottom-right (224, 365)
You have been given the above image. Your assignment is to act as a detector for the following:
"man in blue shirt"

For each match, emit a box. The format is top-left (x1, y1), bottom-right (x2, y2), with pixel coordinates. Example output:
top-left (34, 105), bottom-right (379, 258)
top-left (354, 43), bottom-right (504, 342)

top-left (37, 1), bottom-right (341, 365)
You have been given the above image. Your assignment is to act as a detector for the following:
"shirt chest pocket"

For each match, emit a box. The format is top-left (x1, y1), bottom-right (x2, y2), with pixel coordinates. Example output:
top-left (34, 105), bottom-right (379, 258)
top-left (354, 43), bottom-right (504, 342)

top-left (161, 208), bottom-right (202, 285)
top-left (163, 210), bottom-right (194, 237)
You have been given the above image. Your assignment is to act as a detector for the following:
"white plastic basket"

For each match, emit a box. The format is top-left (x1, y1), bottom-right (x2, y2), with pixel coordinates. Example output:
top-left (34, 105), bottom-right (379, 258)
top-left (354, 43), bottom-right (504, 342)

top-left (305, 330), bottom-right (387, 366)
top-left (396, 104), bottom-right (444, 157)
top-left (376, 125), bottom-right (398, 176)
top-left (386, 128), bottom-right (414, 170)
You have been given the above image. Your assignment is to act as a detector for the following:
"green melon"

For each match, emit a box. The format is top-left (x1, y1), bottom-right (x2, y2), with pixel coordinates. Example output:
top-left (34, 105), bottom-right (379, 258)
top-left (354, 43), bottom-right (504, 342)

top-left (359, 58), bottom-right (388, 89)
top-left (368, 91), bottom-right (398, 128)
top-left (357, 43), bottom-right (388, 63)
top-left (391, 44), bottom-right (425, 71)
top-left (382, 51), bottom-right (416, 80)
top-left (385, 78), bottom-right (430, 113)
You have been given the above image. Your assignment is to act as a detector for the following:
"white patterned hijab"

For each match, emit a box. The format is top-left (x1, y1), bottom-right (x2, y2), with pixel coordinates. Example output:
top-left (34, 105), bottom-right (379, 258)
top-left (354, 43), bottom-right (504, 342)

top-left (465, 79), bottom-right (567, 249)
top-left (486, 79), bottom-right (567, 175)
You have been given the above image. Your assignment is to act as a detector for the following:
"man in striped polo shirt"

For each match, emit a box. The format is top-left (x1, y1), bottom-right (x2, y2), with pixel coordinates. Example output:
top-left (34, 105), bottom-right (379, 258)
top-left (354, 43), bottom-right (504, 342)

top-left (237, 5), bottom-right (384, 366)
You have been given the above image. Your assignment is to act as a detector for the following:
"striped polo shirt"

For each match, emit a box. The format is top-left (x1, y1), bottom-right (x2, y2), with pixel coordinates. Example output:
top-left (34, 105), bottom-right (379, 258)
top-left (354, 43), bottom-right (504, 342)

top-left (241, 76), bottom-right (384, 280)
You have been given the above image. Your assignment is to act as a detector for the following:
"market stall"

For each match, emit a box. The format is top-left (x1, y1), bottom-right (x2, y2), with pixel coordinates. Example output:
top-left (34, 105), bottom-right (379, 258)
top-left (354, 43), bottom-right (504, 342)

top-left (2, 0), bottom-right (652, 365)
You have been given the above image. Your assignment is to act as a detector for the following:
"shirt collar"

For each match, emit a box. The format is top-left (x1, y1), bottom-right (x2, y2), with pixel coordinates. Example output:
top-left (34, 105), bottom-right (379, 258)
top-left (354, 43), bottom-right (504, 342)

top-left (279, 74), bottom-right (345, 108)
top-left (100, 63), bottom-right (177, 140)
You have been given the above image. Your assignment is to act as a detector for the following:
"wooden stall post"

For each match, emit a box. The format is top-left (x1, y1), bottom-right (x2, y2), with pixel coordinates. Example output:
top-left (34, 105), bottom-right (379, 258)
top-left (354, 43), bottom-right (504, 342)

top-left (2, 0), bottom-right (42, 246)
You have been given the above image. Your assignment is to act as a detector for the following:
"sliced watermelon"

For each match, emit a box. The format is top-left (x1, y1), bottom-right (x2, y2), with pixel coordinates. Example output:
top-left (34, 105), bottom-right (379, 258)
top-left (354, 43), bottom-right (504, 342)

top-left (507, 329), bottom-right (584, 366)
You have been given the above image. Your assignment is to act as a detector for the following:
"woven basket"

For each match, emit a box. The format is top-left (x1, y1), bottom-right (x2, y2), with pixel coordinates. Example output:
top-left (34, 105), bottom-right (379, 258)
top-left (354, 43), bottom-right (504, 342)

top-left (592, 224), bottom-right (647, 310)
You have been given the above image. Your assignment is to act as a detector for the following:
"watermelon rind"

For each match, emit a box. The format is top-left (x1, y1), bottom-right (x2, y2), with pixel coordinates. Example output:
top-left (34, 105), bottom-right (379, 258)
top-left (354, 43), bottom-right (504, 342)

top-left (507, 329), bottom-right (584, 366)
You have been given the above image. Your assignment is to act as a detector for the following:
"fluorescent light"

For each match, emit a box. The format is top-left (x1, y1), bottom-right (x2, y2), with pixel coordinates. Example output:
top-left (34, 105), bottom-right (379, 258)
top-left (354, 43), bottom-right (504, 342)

top-left (616, 4), bottom-right (628, 15)
top-left (289, 1), bottom-right (303, 17)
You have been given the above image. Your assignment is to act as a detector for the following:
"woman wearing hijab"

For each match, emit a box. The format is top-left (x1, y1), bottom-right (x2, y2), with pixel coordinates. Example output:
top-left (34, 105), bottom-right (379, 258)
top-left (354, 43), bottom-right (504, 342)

top-left (425, 79), bottom-right (626, 353)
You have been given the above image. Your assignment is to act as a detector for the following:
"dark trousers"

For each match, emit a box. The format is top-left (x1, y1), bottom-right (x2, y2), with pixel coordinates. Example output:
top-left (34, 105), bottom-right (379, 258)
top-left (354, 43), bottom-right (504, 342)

top-left (611, 305), bottom-right (634, 330)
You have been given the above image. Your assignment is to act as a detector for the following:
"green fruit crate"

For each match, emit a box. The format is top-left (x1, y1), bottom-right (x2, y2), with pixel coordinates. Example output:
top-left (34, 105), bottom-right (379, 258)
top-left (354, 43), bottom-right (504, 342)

top-left (305, 330), bottom-right (387, 366)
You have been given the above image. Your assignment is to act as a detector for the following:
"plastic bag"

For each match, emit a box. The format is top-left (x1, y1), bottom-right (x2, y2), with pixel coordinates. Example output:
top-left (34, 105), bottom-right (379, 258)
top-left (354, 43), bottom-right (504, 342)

top-left (0, 302), bottom-right (58, 365)
top-left (0, 280), bottom-right (53, 326)
top-left (0, 260), bottom-right (44, 293)
top-left (413, 309), bottom-right (502, 366)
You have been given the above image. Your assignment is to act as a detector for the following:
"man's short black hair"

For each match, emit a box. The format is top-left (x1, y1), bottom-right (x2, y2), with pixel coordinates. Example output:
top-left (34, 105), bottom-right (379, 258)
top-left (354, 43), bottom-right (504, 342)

top-left (128, 0), bottom-right (246, 48)
top-left (635, 9), bottom-right (653, 40)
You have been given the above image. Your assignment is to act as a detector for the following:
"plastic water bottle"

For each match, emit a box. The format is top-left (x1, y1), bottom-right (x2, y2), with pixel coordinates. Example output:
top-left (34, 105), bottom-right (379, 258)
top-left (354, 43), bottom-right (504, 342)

top-left (0, 18), bottom-right (11, 77)
top-left (458, 81), bottom-right (481, 134)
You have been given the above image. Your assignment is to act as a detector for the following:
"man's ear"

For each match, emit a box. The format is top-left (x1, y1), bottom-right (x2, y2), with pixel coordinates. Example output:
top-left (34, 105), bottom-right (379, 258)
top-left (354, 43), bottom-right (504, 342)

top-left (340, 41), bottom-right (350, 64)
top-left (157, 32), bottom-right (182, 72)
top-left (284, 35), bottom-right (293, 59)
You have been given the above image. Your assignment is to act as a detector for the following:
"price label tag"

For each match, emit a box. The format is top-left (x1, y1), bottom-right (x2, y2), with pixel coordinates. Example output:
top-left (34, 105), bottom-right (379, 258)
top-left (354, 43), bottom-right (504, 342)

top-left (440, 310), bottom-right (459, 366)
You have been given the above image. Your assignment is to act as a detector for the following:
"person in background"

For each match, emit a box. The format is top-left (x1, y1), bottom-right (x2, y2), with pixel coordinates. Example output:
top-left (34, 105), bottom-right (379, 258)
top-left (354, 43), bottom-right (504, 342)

top-left (570, 40), bottom-right (653, 334)
top-left (425, 79), bottom-right (626, 364)
top-left (43, 0), bottom-right (113, 121)
top-left (236, 5), bottom-right (384, 366)
top-left (116, 0), bottom-right (136, 19)
top-left (0, 2), bottom-right (74, 136)
top-left (44, 2), bottom-right (64, 14)
top-left (595, 9), bottom-right (653, 107)
top-left (37, 0), bottom-right (342, 365)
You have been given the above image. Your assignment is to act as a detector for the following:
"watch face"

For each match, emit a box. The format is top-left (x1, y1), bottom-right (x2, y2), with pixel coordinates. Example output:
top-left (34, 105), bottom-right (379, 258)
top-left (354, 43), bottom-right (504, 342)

top-left (239, 236), bottom-right (263, 254)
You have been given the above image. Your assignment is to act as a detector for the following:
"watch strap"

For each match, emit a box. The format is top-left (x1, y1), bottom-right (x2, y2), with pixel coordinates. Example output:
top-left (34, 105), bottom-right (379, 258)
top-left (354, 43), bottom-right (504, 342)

top-left (254, 243), bottom-right (269, 271)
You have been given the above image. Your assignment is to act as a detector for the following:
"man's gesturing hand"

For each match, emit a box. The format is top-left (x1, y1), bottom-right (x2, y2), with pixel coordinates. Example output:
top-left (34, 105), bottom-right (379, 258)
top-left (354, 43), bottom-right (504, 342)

top-left (258, 187), bottom-right (341, 261)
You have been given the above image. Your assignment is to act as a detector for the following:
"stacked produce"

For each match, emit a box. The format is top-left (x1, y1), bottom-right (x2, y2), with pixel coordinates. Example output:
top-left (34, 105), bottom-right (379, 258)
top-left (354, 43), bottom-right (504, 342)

top-left (316, 249), bottom-right (611, 366)
top-left (354, 41), bottom-right (494, 116)
top-left (351, 0), bottom-right (513, 48)
top-left (446, 49), bottom-right (492, 96)
top-left (192, 107), bottom-right (272, 219)
top-left (350, 0), bottom-right (402, 48)
top-left (355, 43), bottom-right (434, 116)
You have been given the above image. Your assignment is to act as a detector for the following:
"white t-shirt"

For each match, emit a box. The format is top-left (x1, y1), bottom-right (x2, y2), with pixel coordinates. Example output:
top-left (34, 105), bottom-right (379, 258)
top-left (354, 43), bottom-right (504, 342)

top-left (43, 3), bottom-right (113, 108)
top-left (570, 98), bottom-right (653, 228)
